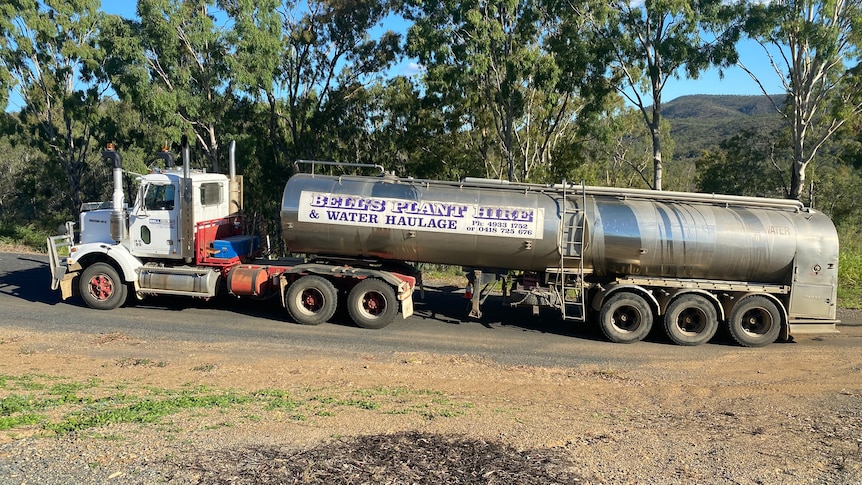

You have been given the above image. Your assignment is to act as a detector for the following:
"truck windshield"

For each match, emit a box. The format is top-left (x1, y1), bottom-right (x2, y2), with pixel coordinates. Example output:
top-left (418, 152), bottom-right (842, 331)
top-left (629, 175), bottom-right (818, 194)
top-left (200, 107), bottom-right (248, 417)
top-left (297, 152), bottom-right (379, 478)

top-left (144, 183), bottom-right (176, 211)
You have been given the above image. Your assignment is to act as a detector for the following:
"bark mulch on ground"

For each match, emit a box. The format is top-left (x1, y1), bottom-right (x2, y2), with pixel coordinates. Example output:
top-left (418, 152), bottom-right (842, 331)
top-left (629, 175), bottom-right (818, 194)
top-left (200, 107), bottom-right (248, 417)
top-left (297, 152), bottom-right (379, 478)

top-left (176, 431), bottom-right (583, 484)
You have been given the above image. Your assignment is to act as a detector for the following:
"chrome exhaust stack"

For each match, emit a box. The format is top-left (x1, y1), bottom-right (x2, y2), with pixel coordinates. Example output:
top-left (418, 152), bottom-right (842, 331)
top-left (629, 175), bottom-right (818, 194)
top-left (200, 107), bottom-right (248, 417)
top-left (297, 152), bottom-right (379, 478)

top-left (102, 144), bottom-right (127, 243)
top-left (179, 136), bottom-right (194, 261)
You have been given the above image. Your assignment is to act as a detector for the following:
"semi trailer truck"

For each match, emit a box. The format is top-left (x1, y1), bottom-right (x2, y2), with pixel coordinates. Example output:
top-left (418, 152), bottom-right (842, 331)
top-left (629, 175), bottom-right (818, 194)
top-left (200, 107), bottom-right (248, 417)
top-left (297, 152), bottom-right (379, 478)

top-left (48, 142), bottom-right (840, 347)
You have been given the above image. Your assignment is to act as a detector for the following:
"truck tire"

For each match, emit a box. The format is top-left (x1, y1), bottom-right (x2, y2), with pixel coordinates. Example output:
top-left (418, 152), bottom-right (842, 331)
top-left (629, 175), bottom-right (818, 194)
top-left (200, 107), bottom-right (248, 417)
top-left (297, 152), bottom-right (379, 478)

top-left (728, 295), bottom-right (782, 347)
top-left (347, 278), bottom-right (398, 330)
top-left (286, 275), bottom-right (338, 325)
top-left (79, 262), bottom-right (128, 310)
top-left (599, 292), bottom-right (653, 344)
top-left (663, 294), bottom-right (719, 346)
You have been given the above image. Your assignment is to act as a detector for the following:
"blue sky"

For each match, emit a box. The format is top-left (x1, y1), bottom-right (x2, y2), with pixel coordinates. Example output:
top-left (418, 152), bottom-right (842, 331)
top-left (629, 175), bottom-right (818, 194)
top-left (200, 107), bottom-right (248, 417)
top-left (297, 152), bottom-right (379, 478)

top-left (662, 39), bottom-right (786, 100)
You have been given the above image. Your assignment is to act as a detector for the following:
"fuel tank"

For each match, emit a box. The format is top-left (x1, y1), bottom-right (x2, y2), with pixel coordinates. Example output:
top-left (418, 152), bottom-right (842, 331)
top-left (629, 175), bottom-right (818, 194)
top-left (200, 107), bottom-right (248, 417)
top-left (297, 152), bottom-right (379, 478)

top-left (280, 173), bottom-right (838, 285)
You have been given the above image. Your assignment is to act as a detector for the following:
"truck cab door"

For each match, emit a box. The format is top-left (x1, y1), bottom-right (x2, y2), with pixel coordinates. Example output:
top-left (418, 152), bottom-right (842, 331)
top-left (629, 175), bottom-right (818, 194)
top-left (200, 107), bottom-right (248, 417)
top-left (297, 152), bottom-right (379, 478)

top-left (129, 181), bottom-right (182, 259)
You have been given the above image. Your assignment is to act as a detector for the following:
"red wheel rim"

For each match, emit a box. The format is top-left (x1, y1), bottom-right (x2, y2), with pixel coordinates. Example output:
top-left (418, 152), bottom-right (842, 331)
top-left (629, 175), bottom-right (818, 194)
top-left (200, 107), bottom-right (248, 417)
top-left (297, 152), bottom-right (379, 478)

top-left (362, 292), bottom-right (385, 316)
top-left (88, 274), bottom-right (114, 301)
top-left (301, 288), bottom-right (324, 312)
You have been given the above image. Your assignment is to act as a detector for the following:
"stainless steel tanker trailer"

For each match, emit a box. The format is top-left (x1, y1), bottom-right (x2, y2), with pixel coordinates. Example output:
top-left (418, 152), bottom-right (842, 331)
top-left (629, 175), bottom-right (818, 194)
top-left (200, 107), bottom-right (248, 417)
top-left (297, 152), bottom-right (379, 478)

top-left (281, 168), bottom-right (839, 347)
top-left (48, 145), bottom-right (839, 348)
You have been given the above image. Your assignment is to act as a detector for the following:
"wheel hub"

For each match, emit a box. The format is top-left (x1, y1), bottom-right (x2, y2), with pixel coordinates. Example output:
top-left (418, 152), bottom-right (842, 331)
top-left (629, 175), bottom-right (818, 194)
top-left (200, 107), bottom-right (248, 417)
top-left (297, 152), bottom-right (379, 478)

top-left (88, 275), bottom-right (114, 301)
top-left (613, 308), bottom-right (638, 331)
top-left (363, 293), bottom-right (383, 315)
top-left (301, 289), bottom-right (323, 312)
top-left (743, 310), bottom-right (769, 335)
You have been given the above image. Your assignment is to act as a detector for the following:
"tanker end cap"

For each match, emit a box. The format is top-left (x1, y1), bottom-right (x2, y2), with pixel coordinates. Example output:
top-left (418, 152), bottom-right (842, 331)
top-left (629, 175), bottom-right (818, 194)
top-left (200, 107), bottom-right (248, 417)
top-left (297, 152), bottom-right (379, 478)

top-left (102, 143), bottom-right (122, 169)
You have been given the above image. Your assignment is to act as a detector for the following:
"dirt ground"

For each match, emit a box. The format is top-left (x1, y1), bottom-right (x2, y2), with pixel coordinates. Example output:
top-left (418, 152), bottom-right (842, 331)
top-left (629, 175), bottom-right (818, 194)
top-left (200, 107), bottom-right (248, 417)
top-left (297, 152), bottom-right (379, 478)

top-left (0, 315), bottom-right (860, 484)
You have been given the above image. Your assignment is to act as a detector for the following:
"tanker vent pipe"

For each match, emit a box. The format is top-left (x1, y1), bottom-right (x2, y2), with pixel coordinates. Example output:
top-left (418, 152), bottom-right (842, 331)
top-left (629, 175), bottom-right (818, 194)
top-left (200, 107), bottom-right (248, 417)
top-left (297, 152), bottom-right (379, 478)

top-left (102, 143), bottom-right (127, 243)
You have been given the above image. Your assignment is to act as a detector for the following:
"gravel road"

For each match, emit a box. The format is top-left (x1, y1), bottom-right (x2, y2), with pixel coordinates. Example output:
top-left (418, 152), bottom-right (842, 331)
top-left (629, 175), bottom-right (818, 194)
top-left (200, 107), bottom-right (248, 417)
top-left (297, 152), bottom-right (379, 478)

top-left (0, 251), bottom-right (860, 484)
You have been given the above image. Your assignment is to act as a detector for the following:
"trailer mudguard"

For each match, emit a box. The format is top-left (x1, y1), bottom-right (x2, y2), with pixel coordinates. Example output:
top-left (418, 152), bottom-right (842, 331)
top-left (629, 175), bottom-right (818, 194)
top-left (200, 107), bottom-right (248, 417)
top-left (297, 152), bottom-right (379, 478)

top-left (591, 282), bottom-right (660, 314)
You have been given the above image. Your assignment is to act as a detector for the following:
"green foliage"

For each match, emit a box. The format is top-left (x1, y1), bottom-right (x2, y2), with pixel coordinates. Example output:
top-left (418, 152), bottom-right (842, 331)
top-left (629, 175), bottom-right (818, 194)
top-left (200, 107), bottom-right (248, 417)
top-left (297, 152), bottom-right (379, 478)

top-left (664, 94), bottom-right (785, 160)
top-left (46, 390), bottom-right (251, 434)
top-left (664, 94), bottom-right (780, 120)
top-left (405, 0), bottom-right (607, 182)
top-left (559, 0), bottom-right (746, 190)
top-left (0, 374), bottom-right (474, 437)
top-left (417, 263), bottom-right (464, 281)
top-left (271, 0), bottom-right (402, 164)
top-left (695, 129), bottom-right (789, 198)
top-left (744, 0), bottom-right (862, 200)
top-left (811, 164), bottom-right (862, 229)
top-left (0, 0), bottom-right (113, 215)
top-left (549, 101), bottom-right (678, 190)
top-left (0, 223), bottom-right (51, 251)
top-left (0, 413), bottom-right (42, 430)
top-left (129, 0), bottom-right (233, 170)
top-left (838, 228), bottom-right (862, 309)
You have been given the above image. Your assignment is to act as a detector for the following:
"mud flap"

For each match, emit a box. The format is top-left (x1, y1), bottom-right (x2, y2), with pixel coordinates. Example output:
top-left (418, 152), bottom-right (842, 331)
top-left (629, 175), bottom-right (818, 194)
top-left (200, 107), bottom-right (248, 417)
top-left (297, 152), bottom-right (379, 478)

top-left (401, 295), bottom-right (414, 319)
top-left (59, 272), bottom-right (77, 300)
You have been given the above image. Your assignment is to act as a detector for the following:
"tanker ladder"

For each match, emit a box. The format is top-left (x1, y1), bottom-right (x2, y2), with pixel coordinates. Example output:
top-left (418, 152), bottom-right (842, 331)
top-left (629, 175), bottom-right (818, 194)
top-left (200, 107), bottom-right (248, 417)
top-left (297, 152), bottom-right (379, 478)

top-left (549, 180), bottom-right (588, 321)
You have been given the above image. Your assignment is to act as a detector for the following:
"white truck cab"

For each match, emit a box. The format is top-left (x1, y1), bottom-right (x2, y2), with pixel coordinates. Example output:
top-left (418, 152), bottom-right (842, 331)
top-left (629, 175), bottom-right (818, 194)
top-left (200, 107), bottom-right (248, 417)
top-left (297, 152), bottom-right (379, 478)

top-left (47, 143), bottom-right (416, 334)
top-left (129, 171), bottom-right (230, 259)
top-left (48, 141), bottom-right (245, 309)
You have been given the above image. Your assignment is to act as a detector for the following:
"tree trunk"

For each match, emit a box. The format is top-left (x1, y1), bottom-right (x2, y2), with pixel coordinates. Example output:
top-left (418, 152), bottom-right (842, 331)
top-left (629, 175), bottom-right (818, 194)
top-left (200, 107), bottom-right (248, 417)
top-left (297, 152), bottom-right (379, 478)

top-left (789, 166), bottom-right (803, 200)
top-left (206, 124), bottom-right (220, 173)
top-left (267, 91), bottom-right (290, 174)
top-left (789, 96), bottom-right (807, 200)
top-left (651, 100), bottom-right (663, 191)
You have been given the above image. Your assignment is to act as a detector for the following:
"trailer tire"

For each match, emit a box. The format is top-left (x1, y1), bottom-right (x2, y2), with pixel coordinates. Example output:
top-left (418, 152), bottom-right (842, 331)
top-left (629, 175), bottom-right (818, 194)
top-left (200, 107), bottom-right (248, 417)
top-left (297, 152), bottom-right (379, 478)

top-left (347, 278), bottom-right (398, 330)
top-left (599, 292), bottom-right (653, 343)
top-left (286, 275), bottom-right (338, 326)
top-left (728, 296), bottom-right (782, 347)
top-left (663, 294), bottom-right (719, 346)
top-left (79, 262), bottom-right (128, 310)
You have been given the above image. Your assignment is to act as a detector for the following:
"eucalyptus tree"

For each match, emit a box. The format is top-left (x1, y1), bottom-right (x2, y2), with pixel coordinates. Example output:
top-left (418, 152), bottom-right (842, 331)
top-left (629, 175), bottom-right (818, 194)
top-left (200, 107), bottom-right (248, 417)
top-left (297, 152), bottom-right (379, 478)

top-left (123, 0), bottom-right (233, 171)
top-left (0, 0), bottom-right (113, 215)
top-left (557, 0), bottom-right (743, 190)
top-left (218, 0), bottom-right (400, 249)
top-left (365, 75), bottom-right (482, 179)
top-left (272, 0), bottom-right (401, 164)
top-left (404, 0), bottom-right (601, 182)
top-left (223, 0), bottom-right (287, 174)
top-left (593, 106), bottom-right (664, 189)
top-left (0, 113), bottom-right (41, 223)
top-left (742, 0), bottom-right (862, 200)
top-left (225, 0), bottom-right (402, 166)
top-left (0, 0), bottom-right (21, 110)
top-left (696, 128), bottom-right (790, 198)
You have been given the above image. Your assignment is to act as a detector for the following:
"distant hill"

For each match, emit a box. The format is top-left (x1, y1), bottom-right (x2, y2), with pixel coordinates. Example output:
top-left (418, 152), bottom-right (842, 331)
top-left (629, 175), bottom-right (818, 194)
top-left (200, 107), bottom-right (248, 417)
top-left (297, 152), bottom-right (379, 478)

top-left (662, 94), bottom-right (786, 160)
